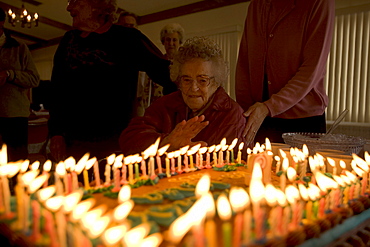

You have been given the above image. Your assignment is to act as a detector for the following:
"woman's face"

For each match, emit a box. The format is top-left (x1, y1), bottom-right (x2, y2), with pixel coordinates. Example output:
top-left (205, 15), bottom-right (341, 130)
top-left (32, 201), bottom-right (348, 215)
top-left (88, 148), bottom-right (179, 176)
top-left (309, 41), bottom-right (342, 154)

top-left (163, 32), bottom-right (181, 59)
top-left (180, 58), bottom-right (218, 112)
top-left (67, 0), bottom-right (101, 32)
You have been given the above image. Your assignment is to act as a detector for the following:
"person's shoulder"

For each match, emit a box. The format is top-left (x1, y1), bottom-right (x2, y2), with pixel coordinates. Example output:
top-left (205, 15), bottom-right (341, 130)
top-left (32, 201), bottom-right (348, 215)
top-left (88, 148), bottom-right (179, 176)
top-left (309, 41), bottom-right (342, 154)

top-left (214, 87), bottom-right (244, 112)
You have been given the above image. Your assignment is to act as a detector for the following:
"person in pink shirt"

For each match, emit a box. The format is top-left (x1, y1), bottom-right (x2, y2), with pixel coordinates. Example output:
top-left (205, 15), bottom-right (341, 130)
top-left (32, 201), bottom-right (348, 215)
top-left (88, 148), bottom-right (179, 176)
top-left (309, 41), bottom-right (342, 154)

top-left (235, 0), bottom-right (335, 146)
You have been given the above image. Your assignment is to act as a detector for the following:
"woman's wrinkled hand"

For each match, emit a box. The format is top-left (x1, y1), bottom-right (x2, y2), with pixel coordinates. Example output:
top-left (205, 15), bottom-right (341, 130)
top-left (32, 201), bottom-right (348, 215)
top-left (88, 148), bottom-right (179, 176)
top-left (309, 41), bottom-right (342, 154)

top-left (242, 102), bottom-right (270, 147)
top-left (49, 135), bottom-right (67, 162)
top-left (161, 115), bottom-right (209, 151)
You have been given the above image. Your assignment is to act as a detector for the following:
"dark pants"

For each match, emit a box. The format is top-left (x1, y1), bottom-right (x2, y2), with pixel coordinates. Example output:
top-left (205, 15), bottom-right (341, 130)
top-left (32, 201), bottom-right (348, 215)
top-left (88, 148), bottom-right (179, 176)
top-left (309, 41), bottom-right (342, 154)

top-left (254, 113), bottom-right (326, 144)
top-left (0, 117), bottom-right (29, 162)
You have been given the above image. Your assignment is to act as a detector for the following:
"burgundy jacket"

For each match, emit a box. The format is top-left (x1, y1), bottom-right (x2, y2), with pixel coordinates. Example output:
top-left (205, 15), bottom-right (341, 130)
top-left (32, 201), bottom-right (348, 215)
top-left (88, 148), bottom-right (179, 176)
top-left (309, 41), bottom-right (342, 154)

top-left (236, 0), bottom-right (335, 118)
top-left (119, 87), bottom-right (246, 155)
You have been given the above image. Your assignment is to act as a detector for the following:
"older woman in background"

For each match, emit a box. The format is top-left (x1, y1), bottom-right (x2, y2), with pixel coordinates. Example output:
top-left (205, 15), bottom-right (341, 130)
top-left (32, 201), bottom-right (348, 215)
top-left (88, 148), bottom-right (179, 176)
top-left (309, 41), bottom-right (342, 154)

top-left (120, 36), bottom-right (246, 155)
top-left (160, 23), bottom-right (185, 61)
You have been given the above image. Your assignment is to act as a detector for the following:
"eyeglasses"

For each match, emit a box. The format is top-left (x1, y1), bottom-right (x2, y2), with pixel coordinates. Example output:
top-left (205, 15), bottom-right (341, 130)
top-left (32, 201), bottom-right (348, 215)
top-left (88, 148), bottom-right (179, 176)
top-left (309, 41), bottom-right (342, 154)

top-left (180, 75), bottom-right (214, 88)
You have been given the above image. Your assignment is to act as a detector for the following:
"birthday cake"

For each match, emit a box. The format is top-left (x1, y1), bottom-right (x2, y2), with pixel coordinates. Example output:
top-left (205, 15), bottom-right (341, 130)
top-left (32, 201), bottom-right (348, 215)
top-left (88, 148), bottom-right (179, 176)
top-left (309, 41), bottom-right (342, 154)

top-left (0, 138), bottom-right (369, 247)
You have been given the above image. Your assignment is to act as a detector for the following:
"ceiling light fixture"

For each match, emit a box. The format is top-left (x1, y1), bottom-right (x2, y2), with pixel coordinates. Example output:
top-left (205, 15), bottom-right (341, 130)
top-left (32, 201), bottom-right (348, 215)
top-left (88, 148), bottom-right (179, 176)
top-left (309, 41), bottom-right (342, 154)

top-left (7, 4), bottom-right (39, 28)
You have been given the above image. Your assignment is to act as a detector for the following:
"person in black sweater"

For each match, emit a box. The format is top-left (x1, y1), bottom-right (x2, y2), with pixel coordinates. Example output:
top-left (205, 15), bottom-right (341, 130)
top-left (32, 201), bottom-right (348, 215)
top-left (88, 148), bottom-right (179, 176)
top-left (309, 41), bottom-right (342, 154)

top-left (48, 0), bottom-right (177, 165)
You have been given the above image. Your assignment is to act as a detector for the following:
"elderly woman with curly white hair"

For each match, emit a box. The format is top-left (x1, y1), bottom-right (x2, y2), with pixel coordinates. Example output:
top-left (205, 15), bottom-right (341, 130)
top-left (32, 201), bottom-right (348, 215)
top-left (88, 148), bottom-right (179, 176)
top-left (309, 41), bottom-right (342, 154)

top-left (120, 36), bottom-right (246, 154)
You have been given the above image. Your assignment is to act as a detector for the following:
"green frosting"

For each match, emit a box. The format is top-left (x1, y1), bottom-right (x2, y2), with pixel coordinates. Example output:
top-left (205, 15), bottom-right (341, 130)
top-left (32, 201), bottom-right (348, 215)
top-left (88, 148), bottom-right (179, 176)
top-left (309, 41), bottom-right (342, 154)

top-left (176, 187), bottom-right (196, 197)
top-left (131, 192), bottom-right (164, 204)
top-left (160, 188), bottom-right (185, 201)
top-left (212, 181), bottom-right (230, 190)
top-left (213, 164), bottom-right (237, 171)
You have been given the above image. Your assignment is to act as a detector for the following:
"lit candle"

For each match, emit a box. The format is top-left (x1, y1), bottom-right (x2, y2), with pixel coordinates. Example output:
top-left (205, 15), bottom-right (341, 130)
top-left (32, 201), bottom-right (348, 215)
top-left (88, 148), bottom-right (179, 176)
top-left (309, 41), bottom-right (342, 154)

top-left (198, 147), bottom-right (208, 169)
top-left (112, 158), bottom-right (123, 192)
top-left (280, 158), bottom-right (289, 191)
top-left (180, 145), bottom-right (190, 172)
top-left (45, 196), bottom-right (67, 247)
top-left (275, 189), bottom-right (287, 237)
top-left (218, 138), bottom-right (227, 167)
top-left (206, 145), bottom-right (215, 169)
top-left (229, 187), bottom-right (249, 247)
top-left (140, 155), bottom-right (148, 178)
top-left (217, 194), bottom-right (232, 247)
top-left (83, 157), bottom-right (96, 190)
top-left (229, 138), bottom-right (238, 164)
top-left (286, 185), bottom-right (300, 227)
top-left (42, 160), bottom-right (52, 187)
top-left (249, 171), bottom-right (266, 240)
top-left (352, 154), bottom-right (369, 195)
top-left (134, 156), bottom-right (142, 180)
top-left (175, 150), bottom-right (183, 174)
top-left (157, 144), bottom-right (170, 177)
top-left (188, 144), bottom-right (201, 171)
top-left (237, 142), bottom-right (244, 164)
top-left (124, 156), bottom-right (134, 184)
top-left (204, 192), bottom-right (217, 247)
top-left (120, 161), bottom-right (128, 184)
top-left (105, 154), bottom-right (116, 186)
top-left (170, 151), bottom-right (176, 175)
top-left (165, 152), bottom-right (173, 178)
top-left (213, 145), bottom-right (221, 167)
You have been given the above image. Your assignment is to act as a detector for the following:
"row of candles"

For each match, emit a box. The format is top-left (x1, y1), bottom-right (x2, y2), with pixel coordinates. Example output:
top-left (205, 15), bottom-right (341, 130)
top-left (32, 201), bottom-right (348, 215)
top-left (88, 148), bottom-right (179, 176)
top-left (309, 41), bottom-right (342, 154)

top-left (1, 140), bottom-right (370, 246)
top-left (166, 151), bottom-right (370, 247)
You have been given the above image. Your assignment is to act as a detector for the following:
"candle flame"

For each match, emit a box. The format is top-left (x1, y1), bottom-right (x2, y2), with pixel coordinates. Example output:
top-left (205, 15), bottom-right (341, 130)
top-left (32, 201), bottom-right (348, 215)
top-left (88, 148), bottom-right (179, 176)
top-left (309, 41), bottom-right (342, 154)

top-left (143, 137), bottom-right (160, 158)
top-left (28, 174), bottom-right (50, 193)
top-left (282, 158), bottom-right (289, 171)
top-left (64, 157), bottom-right (76, 171)
top-left (352, 154), bottom-right (369, 172)
top-left (102, 224), bottom-right (130, 246)
top-left (264, 184), bottom-right (277, 207)
top-left (208, 145), bottom-right (215, 153)
top-left (238, 142), bottom-right (244, 151)
top-left (70, 198), bottom-right (95, 222)
top-left (308, 183), bottom-right (321, 200)
top-left (203, 192), bottom-right (216, 218)
top-left (276, 189), bottom-right (287, 207)
top-left (179, 145), bottom-right (189, 155)
top-left (118, 185), bottom-right (131, 203)
top-left (166, 152), bottom-right (175, 159)
top-left (315, 171), bottom-right (338, 191)
top-left (113, 200), bottom-right (134, 222)
top-left (332, 175), bottom-right (345, 187)
top-left (45, 195), bottom-right (64, 212)
top-left (20, 160), bottom-right (29, 173)
top-left (81, 205), bottom-right (108, 229)
top-left (115, 154), bottom-right (124, 163)
top-left (43, 160), bottom-right (52, 172)
top-left (166, 212), bottom-right (192, 244)
top-left (0, 144), bottom-right (7, 165)
top-left (215, 144), bottom-right (222, 152)
top-left (251, 161), bottom-right (263, 180)
top-left (21, 170), bottom-right (39, 184)
top-left (344, 170), bottom-right (357, 183)
top-left (339, 160), bottom-right (346, 169)
top-left (88, 215), bottom-right (111, 238)
top-left (340, 175), bottom-right (351, 185)
top-left (37, 186), bottom-right (56, 202)
top-left (228, 138), bottom-right (238, 150)
top-left (298, 183), bottom-right (309, 201)
top-left (63, 190), bottom-right (83, 213)
top-left (107, 153), bottom-right (116, 165)
top-left (86, 157), bottom-right (96, 170)
top-left (195, 173), bottom-right (211, 197)
top-left (158, 144), bottom-right (170, 156)
top-left (285, 185), bottom-right (300, 204)
top-left (327, 157), bottom-right (335, 168)
top-left (230, 187), bottom-right (250, 211)
top-left (0, 163), bottom-right (21, 177)
top-left (56, 162), bottom-right (66, 176)
top-left (365, 151), bottom-right (369, 164)
top-left (286, 167), bottom-right (297, 182)
top-left (199, 146), bottom-right (208, 155)
top-left (351, 160), bottom-right (364, 177)
top-left (77, 153), bottom-right (90, 166)
top-left (265, 138), bottom-right (271, 150)
top-left (302, 145), bottom-right (309, 156)
top-left (216, 193), bottom-right (232, 221)
top-left (139, 233), bottom-right (163, 247)
top-left (31, 161), bottom-right (40, 171)
top-left (123, 223), bottom-right (151, 246)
